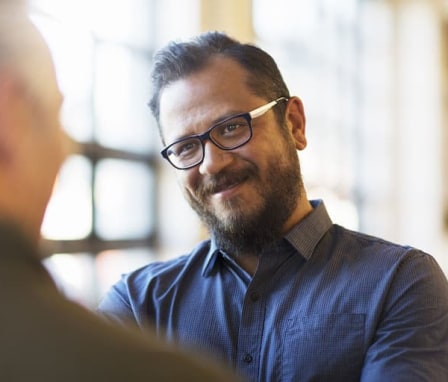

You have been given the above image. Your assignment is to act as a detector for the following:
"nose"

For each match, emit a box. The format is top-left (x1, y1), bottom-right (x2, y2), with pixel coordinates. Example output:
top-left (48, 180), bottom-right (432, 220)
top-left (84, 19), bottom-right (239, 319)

top-left (198, 140), bottom-right (234, 175)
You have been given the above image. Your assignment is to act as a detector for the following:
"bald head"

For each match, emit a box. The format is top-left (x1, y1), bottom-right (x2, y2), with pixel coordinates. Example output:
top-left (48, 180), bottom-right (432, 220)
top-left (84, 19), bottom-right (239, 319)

top-left (0, 0), bottom-right (31, 70)
top-left (0, 0), bottom-right (59, 106)
top-left (0, 0), bottom-right (68, 244)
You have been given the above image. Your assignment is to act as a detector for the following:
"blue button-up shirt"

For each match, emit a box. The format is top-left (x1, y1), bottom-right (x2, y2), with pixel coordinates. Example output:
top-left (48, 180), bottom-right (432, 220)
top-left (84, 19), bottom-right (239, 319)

top-left (98, 200), bottom-right (448, 381)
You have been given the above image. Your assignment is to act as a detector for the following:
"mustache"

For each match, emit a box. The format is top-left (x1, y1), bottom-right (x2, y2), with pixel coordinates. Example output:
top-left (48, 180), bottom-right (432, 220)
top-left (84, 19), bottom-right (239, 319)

top-left (196, 167), bottom-right (257, 198)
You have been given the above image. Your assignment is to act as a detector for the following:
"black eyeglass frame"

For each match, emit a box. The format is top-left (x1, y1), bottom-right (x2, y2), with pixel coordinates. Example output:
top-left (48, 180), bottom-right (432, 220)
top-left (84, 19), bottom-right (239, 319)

top-left (160, 96), bottom-right (289, 170)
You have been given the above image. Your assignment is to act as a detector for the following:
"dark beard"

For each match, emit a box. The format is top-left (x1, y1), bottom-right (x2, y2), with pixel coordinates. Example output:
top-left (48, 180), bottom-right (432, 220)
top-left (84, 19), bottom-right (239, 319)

top-left (187, 137), bottom-right (303, 257)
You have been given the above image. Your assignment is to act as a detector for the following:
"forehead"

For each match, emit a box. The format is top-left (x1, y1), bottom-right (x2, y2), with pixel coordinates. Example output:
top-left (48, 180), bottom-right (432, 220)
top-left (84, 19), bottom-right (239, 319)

top-left (159, 56), bottom-right (260, 141)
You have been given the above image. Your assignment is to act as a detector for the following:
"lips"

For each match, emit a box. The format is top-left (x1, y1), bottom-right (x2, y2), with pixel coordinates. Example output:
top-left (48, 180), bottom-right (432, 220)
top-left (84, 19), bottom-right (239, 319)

top-left (198, 169), bottom-right (252, 199)
top-left (211, 177), bottom-right (244, 194)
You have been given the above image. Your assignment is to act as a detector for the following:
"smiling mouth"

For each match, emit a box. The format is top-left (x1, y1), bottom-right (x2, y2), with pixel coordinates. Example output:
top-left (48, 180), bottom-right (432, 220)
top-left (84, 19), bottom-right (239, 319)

top-left (212, 179), bottom-right (244, 194)
top-left (200, 172), bottom-right (251, 198)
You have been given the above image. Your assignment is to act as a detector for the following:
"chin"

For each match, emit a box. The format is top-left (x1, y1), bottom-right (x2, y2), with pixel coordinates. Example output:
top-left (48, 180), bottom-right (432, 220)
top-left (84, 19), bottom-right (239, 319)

top-left (213, 197), bottom-right (257, 220)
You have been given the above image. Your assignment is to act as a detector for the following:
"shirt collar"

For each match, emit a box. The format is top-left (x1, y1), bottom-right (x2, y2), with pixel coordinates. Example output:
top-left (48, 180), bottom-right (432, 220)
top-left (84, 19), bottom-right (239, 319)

top-left (202, 241), bottom-right (221, 277)
top-left (285, 199), bottom-right (333, 260)
top-left (202, 199), bottom-right (333, 276)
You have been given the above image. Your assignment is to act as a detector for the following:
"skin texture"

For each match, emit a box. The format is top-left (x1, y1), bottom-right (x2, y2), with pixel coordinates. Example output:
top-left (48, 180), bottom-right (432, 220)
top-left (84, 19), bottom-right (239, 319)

top-left (0, 19), bottom-right (69, 245)
top-left (159, 56), bottom-right (313, 274)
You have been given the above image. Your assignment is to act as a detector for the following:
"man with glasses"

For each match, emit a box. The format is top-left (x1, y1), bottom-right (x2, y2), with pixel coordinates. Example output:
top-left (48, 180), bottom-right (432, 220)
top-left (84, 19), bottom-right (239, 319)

top-left (161, 97), bottom-right (288, 170)
top-left (99, 31), bottom-right (448, 381)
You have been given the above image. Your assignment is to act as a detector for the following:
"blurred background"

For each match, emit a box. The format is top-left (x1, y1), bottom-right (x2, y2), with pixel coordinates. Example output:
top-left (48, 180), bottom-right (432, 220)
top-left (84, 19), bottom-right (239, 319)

top-left (29, 0), bottom-right (448, 308)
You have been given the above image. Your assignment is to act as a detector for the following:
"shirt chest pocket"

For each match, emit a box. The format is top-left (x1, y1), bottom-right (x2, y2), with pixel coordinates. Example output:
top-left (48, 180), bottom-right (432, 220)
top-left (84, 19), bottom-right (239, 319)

top-left (282, 313), bottom-right (365, 381)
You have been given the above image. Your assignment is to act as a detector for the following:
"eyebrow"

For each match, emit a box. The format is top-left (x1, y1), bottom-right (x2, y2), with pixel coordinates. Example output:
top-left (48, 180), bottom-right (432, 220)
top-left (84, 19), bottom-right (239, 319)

top-left (168, 108), bottom-right (249, 143)
top-left (205, 108), bottom-right (252, 133)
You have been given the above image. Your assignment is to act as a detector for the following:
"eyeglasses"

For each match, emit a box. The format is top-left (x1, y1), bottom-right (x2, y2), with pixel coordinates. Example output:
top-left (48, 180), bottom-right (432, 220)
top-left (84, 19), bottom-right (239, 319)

top-left (161, 97), bottom-right (288, 170)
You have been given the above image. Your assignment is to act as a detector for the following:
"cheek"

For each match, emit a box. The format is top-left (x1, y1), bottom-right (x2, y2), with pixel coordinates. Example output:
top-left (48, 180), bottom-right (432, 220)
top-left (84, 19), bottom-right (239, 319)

top-left (175, 170), bottom-right (195, 196)
top-left (176, 169), bottom-right (207, 207)
top-left (248, 142), bottom-right (290, 182)
top-left (36, 127), bottom-right (66, 180)
top-left (44, 130), bottom-right (65, 168)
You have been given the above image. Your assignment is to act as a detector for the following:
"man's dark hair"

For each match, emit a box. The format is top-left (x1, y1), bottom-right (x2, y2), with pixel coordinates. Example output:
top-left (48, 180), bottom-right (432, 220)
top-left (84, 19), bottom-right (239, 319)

top-left (148, 31), bottom-right (290, 140)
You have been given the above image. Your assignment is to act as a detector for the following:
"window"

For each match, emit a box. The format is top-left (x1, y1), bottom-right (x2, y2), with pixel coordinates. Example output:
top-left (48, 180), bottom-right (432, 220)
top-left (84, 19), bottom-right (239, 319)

top-left (253, 0), bottom-right (448, 273)
top-left (32, 0), bottom-right (448, 304)
top-left (31, 0), bottom-right (161, 307)
top-left (253, 0), bottom-right (360, 230)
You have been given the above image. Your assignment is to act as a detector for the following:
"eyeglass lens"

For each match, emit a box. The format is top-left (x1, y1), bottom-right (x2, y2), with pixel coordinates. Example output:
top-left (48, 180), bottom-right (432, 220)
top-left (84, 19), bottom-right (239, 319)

top-left (166, 115), bottom-right (251, 169)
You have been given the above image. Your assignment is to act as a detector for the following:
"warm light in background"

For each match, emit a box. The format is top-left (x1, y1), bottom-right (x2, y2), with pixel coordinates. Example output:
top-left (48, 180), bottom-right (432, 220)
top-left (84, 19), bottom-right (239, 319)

top-left (42, 156), bottom-right (92, 240)
top-left (31, 0), bottom-right (448, 307)
top-left (32, 0), bottom-right (163, 306)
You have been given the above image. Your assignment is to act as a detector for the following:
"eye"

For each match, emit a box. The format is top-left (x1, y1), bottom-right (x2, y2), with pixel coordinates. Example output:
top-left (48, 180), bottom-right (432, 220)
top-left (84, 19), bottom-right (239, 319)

top-left (223, 122), bottom-right (243, 134)
top-left (169, 139), bottom-right (200, 158)
top-left (215, 118), bottom-right (249, 138)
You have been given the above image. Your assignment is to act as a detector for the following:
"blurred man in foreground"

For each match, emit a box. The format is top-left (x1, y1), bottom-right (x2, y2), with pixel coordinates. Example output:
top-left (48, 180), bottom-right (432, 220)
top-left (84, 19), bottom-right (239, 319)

top-left (0, 1), bottom-right (239, 381)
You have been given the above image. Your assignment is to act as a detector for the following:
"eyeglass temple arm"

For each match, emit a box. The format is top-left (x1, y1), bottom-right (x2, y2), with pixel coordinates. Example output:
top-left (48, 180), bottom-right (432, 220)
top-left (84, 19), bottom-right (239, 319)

top-left (249, 97), bottom-right (288, 119)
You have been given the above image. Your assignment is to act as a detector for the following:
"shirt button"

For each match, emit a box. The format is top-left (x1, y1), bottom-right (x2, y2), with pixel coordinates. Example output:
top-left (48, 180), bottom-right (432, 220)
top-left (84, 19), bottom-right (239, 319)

top-left (243, 354), bottom-right (253, 363)
top-left (250, 291), bottom-right (260, 302)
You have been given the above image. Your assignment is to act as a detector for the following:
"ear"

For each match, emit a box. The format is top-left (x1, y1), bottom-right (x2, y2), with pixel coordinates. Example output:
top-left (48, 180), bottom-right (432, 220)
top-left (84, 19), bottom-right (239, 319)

top-left (0, 75), bottom-right (15, 163)
top-left (0, 73), bottom-right (28, 164)
top-left (284, 96), bottom-right (307, 151)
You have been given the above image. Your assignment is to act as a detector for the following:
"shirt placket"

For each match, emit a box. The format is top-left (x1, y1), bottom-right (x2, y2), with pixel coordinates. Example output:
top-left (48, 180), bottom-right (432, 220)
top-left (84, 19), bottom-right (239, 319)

top-left (236, 278), bottom-right (265, 382)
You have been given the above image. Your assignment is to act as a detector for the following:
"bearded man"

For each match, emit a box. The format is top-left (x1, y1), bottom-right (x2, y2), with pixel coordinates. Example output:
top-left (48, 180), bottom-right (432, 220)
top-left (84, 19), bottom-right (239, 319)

top-left (99, 31), bottom-right (448, 382)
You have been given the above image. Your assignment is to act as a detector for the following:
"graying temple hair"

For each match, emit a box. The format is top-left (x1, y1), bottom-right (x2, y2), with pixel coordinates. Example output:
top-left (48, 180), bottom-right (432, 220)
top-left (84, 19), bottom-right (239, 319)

top-left (148, 31), bottom-right (290, 142)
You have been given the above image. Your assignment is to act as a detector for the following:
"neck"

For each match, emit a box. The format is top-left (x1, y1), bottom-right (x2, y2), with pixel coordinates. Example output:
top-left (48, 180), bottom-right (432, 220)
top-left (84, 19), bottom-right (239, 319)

top-left (232, 197), bottom-right (314, 276)
top-left (282, 194), bottom-right (313, 233)
top-left (0, 207), bottom-right (40, 248)
top-left (234, 253), bottom-right (259, 276)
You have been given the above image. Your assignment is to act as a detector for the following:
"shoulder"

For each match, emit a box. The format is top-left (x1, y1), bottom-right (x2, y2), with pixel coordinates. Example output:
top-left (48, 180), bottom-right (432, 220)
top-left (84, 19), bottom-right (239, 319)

top-left (97, 239), bottom-right (213, 320)
top-left (328, 224), bottom-right (447, 293)
top-left (121, 239), bottom-right (212, 287)
top-left (330, 224), bottom-right (429, 260)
